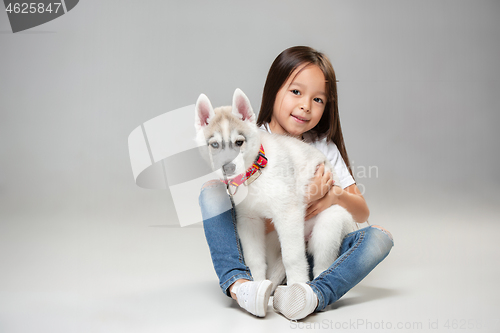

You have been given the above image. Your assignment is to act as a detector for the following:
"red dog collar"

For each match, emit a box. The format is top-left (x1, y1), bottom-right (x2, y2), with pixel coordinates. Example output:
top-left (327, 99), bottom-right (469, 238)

top-left (223, 145), bottom-right (267, 190)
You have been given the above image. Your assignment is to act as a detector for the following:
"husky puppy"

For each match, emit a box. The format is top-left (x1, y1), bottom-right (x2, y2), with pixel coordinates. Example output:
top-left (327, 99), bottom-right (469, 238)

top-left (195, 88), bottom-right (356, 289)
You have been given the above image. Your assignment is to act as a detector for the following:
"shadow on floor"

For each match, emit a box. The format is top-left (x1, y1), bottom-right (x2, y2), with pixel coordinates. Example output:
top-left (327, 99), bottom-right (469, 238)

top-left (325, 284), bottom-right (402, 311)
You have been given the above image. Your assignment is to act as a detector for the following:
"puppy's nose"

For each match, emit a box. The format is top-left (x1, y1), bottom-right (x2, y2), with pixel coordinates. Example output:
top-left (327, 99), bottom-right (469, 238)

top-left (223, 163), bottom-right (236, 175)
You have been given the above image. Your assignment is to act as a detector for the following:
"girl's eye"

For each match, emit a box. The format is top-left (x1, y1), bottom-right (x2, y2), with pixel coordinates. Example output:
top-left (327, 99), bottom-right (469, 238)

top-left (314, 97), bottom-right (324, 104)
top-left (210, 142), bottom-right (219, 149)
top-left (235, 140), bottom-right (244, 147)
top-left (291, 89), bottom-right (301, 95)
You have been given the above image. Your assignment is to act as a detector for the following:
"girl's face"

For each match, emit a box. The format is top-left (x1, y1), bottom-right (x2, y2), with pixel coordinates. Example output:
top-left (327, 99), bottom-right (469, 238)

top-left (269, 64), bottom-right (327, 138)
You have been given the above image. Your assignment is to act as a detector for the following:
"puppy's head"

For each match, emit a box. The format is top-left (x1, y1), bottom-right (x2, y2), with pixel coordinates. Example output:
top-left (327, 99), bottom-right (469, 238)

top-left (195, 89), bottom-right (261, 179)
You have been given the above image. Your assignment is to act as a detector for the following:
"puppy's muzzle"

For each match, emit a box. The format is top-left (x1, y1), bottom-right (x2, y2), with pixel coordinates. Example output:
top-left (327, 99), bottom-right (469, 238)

top-left (222, 163), bottom-right (236, 176)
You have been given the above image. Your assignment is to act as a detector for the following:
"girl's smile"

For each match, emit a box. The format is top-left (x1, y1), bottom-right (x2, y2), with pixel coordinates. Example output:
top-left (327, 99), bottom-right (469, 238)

top-left (291, 114), bottom-right (308, 123)
top-left (269, 64), bottom-right (327, 138)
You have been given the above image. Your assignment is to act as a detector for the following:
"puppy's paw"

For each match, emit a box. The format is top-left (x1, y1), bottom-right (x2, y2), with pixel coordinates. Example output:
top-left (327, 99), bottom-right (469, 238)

top-left (286, 275), bottom-right (310, 286)
top-left (252, 272), bottom-right (267, 282)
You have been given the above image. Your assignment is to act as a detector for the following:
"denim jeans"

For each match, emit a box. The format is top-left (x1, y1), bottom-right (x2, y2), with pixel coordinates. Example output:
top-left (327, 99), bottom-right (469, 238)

top-left (199, 181), bottom-right (394, 311)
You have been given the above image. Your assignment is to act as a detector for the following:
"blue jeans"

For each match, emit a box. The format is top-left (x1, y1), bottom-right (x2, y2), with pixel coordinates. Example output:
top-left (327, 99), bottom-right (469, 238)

top-left (199, 181), bottom-right (394, 311)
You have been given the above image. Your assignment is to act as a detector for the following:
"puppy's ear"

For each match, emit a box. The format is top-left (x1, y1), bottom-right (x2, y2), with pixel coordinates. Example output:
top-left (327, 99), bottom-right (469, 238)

top-left (195, 94), bottom-right (215, 131)
top-left (232, 88), bottom-right (256, 124)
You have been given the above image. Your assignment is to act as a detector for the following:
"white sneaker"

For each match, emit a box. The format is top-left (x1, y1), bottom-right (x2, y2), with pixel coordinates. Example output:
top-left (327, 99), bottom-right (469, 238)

top-left (233, 280), bottom-right (273, 317)
top-left (273, 283), bottom-right (318, 320)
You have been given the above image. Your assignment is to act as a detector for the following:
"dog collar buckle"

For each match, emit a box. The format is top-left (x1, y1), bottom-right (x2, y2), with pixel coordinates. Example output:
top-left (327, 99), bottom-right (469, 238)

top-left (244, 169), bottom-right (262, 186)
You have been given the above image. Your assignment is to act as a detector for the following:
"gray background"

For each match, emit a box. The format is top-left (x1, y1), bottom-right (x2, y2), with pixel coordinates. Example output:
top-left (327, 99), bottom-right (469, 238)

top-left (1, 1), bottom-right (499, 332)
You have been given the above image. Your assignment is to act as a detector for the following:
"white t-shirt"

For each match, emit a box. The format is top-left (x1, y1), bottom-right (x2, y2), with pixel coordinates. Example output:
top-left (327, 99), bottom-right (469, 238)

top-left (260, 123), bottom-right (355, 189)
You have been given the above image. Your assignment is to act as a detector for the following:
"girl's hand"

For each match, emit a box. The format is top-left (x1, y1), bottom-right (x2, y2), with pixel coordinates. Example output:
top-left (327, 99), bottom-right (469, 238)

top-left (305, 185), bottom-right (342, 220)
top-left (265, 218), bottom-right (275, 234)
top-left (305, 163), bottom-right (334, 204)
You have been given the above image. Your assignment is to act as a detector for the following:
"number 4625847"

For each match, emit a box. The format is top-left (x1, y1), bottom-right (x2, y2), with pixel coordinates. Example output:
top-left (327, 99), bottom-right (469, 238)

top-left (5, 3), bottom-right (62, 14)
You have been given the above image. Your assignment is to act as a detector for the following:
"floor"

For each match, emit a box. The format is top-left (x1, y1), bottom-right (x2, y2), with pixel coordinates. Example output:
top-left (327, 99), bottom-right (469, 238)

top-left (1, 186), bottom-right (499, 333)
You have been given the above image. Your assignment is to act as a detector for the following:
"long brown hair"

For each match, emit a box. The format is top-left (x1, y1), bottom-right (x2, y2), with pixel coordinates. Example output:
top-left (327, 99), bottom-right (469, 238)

top-left (257, 46), bottom-right (354, 178)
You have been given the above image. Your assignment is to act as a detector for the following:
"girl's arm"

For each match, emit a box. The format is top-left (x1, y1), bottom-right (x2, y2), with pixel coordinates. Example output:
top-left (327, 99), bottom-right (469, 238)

top-left (265, 177), bottom-right (369, 233)
top-left (265, 184), bottom-right (368, 233)
top-left (305, 183), bottom-right (369, 223)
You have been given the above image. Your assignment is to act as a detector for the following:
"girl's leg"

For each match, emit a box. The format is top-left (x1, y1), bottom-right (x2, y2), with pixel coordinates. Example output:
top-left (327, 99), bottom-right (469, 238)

top-left (199, 180), bottom-right (273, 317)
top-left (199, 180), bottom-right (253, 296)
top-left (308, 225), bottom-right (394, 311)
top-left (273, 225), bottom-right (393, 319)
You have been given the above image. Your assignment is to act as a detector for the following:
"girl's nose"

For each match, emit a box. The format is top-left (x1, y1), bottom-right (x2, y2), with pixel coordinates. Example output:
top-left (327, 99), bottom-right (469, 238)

top-left (300, 101), bottom-right (311, 113)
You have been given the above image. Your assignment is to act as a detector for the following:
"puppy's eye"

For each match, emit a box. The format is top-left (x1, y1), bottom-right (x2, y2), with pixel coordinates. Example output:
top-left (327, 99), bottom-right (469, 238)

top-left (235, 140), bottom-right (244, 147)
top-left (210, 142), bottom-right (219, 149)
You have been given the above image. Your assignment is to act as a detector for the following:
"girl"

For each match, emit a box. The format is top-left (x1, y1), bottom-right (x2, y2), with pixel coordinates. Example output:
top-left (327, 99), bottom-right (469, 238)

top-left (199, 46), bottom-right (393, 320)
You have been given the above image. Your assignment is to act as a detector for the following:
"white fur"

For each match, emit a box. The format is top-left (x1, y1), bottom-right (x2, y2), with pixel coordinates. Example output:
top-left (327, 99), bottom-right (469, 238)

top-left (195, 88), bottom-right (356, 290)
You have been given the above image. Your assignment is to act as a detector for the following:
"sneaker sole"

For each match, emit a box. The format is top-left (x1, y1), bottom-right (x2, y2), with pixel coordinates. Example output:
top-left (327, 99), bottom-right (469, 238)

top-left (255, 280), bottom-right (273, 317)
top-left (273, 283), bottom-right (315, 320)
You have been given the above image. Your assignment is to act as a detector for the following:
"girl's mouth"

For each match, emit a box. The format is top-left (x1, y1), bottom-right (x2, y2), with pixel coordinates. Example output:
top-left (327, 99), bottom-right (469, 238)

top-left (291, 114), bottom-right (308, 123)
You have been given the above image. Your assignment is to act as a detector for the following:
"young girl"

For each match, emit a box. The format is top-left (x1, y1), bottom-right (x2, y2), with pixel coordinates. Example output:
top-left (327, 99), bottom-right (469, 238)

top-left (198, 46), bottom-right (393, 320)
